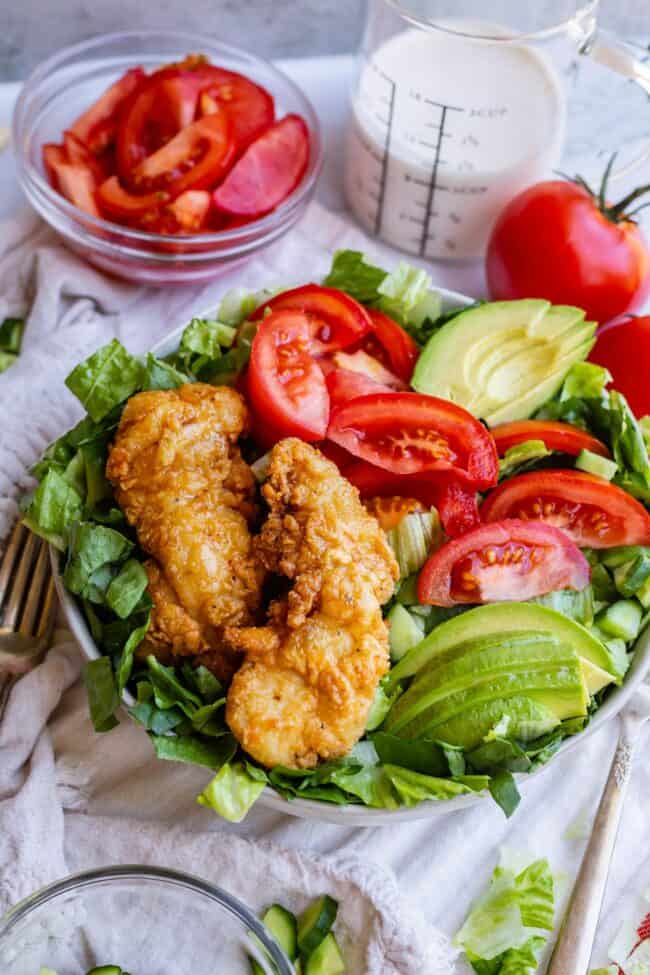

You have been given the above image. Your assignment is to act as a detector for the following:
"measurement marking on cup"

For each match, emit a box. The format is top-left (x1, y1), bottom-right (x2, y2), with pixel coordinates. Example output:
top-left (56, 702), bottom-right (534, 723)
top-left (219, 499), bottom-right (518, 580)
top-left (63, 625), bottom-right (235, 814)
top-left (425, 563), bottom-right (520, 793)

top-left (374, 69), bottom-right (396, 236)
top-left (419, 101), bottom-right (464, 257)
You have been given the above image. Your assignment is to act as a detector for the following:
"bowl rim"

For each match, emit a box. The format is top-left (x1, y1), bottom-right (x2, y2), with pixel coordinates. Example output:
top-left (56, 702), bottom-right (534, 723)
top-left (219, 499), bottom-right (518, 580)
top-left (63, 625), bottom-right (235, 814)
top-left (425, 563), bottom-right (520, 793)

top-left (12, 29), bottom-right (323, 254)
top-left (0, 864), bottom-right (294, 975)
top-left (51, 283), bottom-right (650, 824)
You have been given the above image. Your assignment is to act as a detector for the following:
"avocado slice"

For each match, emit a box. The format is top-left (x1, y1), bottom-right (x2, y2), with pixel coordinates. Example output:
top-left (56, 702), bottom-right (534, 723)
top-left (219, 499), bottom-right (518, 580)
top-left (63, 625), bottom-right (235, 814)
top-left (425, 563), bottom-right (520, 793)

top-left (432, 695), bottom-right (560, 750)
top-left (385, 639), bottom-right (587, 737)
top-left (385, 603), bottom-right (619, 692)
top-left (580, 657), bottom-right (616, 696)
top-left (411, 299), bottom-right (596, 424)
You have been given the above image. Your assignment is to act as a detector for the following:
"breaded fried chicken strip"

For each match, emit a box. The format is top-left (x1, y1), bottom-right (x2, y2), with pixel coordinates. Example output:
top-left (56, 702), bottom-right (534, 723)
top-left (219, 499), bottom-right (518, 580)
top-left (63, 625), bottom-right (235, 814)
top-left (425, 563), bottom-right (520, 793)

top-left (226, 438), bottom-right (399, 768)
top-left (106, 384), bottom-right (264, 679)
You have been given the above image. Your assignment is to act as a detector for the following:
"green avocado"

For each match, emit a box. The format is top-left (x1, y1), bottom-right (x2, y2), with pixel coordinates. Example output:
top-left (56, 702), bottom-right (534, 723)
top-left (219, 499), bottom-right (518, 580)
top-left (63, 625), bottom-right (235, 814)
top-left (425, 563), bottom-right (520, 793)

top-left (411, 299), bottom-right (596, 424)
top-left (385, 602), bottom-right (620, 693)
top-left (431, 695), bottom-right (560, 750)
top-left (385, 638), bottom-right (588, 738)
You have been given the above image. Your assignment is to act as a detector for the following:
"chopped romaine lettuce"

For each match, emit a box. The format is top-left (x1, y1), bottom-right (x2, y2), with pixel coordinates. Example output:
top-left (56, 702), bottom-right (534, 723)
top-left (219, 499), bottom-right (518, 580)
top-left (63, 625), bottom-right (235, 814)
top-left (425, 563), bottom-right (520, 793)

top-left (197, 761), bottom-right (267, 821)
top-left (142, 353), bottom-right (191, 391)
top-left (23, 469), bottom-right (83, 549)
top-left (180, 317), bottom-right (236, 358)
top-left (84, 657), bottom-right (120, 732)
top-left (63, 523), bottom-right (133, 598)
top-left (498, 441), bottom-right (551, 479)
top-left (0, 316), bottom-right (24, 373)
top-left (217, 287), bottom-right (264, 325)
top-left (323, 249), bottom-right (388, 303)
top-left (65, 339), bottom-right (144, 421)
top-left (455, 853), bottom-right (556, 973)
top-left (152, 732), bottom-right (237, 770)
top-left (106, 559), bottom-right (148, 619)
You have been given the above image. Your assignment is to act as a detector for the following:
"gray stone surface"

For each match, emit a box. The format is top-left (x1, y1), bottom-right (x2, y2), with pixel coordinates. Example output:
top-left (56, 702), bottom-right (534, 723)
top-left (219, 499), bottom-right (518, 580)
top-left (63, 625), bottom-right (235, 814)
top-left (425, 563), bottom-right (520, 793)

top-left (1, 0), bottom-right (647, 80)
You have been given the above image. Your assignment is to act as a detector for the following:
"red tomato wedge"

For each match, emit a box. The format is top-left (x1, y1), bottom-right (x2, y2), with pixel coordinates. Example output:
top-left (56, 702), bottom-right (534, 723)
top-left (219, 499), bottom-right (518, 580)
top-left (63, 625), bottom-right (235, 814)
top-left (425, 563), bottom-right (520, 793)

top-left (55, 164), bottom-right (101, 217)
top-left (116, 72), bottom-right (204, 181)
top-left (248, 309), bottom-right (329, 441)
top-left (481, 469), bottom-right (650, 548)
top-left (42, 143), bottom-right (68, 188)
top-left (417, 519), bottom-right (591, 607)
top-left (164, 189), bottom-right (212, 232)
top-left (97, 176), bottom-right (169, 220)
top-left (326, 369), bottom-right (390, 412)
top-left (327, 392), bottom-right (499, 489)
top-left (63, 131), bottom-right (108, 183)
top-left (131, 108), bottom-right (234, 198)
top-left (252, 285), bottom-right (372, 355)
top-left (212, 114), bottom-right (309, 218)
top-left (69, 67), bottom-right (145, 154)
top-left (192, 65), bottom-right (275, 152)
top-left (366, 309), bottom-right (420, 383)
top-left (344, 461), bottom-right (480, 537)
top-left (491, 420), bottom-right (610, 458)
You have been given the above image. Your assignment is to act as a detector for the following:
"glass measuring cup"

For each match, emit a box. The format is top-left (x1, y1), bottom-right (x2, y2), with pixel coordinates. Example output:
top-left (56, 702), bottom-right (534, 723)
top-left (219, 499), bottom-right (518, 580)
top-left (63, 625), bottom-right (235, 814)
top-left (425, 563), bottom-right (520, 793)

top-left (345, 0), bottom-right (650, 261)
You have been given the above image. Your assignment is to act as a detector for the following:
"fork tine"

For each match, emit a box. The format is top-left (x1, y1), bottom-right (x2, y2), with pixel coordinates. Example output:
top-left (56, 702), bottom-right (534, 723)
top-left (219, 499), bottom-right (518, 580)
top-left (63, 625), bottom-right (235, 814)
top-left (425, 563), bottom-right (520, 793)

top-left (0, 522), bottom-right (28, 608)
top-left (19, 541), bottom-right (51, 637)
top-left (2, 532), bottom-right (39, 630)
top-left (36, 576), bottom-right (56, 646)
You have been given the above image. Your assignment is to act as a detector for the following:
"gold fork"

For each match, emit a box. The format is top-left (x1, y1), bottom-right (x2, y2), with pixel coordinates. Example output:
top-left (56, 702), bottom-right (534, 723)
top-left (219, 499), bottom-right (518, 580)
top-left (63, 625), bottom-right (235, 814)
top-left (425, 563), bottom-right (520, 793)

top-left (0, 521), bottom-right (56, 720)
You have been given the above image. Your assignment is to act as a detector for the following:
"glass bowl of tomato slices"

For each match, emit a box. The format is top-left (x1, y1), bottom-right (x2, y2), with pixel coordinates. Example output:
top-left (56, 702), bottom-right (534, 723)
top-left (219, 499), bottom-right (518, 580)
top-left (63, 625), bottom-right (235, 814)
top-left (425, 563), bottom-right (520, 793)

top-left (12, 31), bottom-right (322, 285)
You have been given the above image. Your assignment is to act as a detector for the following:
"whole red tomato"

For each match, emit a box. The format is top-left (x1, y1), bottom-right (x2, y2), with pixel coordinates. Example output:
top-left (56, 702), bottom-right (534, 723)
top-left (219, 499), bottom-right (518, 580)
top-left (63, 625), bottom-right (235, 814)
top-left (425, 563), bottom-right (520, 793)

top-left (486, 168), bottom-right (650, 324)
top-left (589, 315), bottom-right (650, 417)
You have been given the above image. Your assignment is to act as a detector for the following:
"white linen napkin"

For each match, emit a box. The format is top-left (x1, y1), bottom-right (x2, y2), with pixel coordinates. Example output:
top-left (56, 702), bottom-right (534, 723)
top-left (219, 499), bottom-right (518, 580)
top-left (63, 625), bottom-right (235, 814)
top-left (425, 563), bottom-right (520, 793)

top-left (0, 202), bottom-right (458, 974)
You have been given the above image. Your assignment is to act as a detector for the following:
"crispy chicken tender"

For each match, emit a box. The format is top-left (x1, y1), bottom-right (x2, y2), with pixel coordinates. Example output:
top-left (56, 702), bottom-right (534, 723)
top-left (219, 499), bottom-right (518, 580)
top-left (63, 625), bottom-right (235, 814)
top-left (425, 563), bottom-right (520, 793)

top-left (226, 438), bottom-right (399, 768)
top-left (106, 384), bottom-right (264, 677)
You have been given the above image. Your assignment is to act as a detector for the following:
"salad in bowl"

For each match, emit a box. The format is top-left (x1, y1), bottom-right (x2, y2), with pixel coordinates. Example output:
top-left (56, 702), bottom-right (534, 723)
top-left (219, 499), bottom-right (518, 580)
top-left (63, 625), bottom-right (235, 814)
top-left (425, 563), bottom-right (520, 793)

top-left (24, 250), bottom-right (650, 823)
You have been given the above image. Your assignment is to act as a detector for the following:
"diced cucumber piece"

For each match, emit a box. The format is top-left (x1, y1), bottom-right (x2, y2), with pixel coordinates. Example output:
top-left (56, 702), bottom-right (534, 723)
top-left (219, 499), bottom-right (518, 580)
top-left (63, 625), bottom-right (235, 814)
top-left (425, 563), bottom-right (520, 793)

top-left (297, 895), bottom-right (338, 957)
top-left (388, 604), bottom-right (425, 662)
top-left (386, 510), bottom-right (442, 577)
top-left (590, 563), bottom-right (618, 603)
top-left (597, 600), bottom-right (643, 642)
top-left (263, 904), bottom-right (298, 961)
top-left (531, 586), bottom-right (593, 625)
top-left (601, 546), bottom-right (649, 569)
top-left (636, 573), bottom-right (650, 609)
top-left (613, 554), bottom-right (650, 598)
top-left (575, 449), bottom-right (617, 480)
top-left (304, 933), bottom-right (345, 975)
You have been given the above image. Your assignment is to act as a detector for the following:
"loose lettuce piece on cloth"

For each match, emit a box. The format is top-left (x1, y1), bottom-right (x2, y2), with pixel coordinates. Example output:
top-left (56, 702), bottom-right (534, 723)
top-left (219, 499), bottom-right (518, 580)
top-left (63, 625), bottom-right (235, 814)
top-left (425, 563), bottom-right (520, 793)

top-left (197, 761), bottom-right (267, 822)
top-left (455, 852), bottom-right (556, 975)
top-left (0, 315), bottom-right (24, 373)
top-left (65, 339), bottom-right (144, 421)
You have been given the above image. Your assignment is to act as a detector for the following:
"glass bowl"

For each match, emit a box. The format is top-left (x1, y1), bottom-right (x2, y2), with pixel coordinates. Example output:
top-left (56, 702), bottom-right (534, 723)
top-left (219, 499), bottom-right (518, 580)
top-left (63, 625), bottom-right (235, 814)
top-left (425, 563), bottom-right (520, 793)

top-left (0, 865), bottom-right (294, 975)
top-left (12, 31), bottom-right (323, 285)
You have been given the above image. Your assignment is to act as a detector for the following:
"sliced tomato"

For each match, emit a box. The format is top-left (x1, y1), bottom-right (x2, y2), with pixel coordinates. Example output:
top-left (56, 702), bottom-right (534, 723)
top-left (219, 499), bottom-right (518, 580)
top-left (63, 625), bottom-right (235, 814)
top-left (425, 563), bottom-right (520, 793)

top-left (42, 143), bottom-right (68, 188)
top-left (491, 420), bottom-right (610, 458)
top-left (344, 461), bottom-right (479, 537)
top-left (55, 164), bottom-right (101, 217)
top-left (316, 440), bottom-right (357, 473)
top-left (163, 189), bottom-right (212, 232)
top-left (365, 309), bottom-right (420, 383)
top-left (364, 496), bottom-right (426, 531)
top-left (248, 309), bottom-right (329, 441)
top-left (252, 285), bottom-right (372, 355)
top-left (332, 349), bottom-right (405, 389)
top-left (326, 369), bottom-right (391, 412)
top-left (69, 67), bottom-right (145, 154)
top-left (481, 469), bottom-right (650, 548)
top-left (116, 72), bottom-right (204, 182)
top-left (212, 114), bottom-right (309, 218)
top-left (417, 519), bottom-right (591, 606)
top-left (328, 392), bottom-right (499, 489)
top-left (97, 176), bottom-right (169, 220)
top-left (131, 107), bottom-right (234, 198)
top-left (193, 65), bottom-right (275, 152)
top-left (63, 130), bottom-right (110, 184)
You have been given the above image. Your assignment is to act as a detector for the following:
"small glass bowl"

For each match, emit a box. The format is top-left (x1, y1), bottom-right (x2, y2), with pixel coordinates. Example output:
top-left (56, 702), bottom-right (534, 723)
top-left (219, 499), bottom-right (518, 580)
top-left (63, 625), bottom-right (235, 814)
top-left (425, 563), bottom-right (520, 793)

top-left (12, 31), bottom-right (323, 285)
top-left (0, 865), bottom-right (294, 975)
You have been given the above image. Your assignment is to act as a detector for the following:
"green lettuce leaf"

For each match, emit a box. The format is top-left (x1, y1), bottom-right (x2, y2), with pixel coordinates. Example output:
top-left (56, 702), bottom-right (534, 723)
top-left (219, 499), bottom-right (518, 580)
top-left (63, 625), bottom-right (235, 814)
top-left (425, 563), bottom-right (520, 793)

top-left (23, 469), bottom-right (83, 549)
top-left (383, 765), bottom-right (484, 805)
top-left (217, 287), bottom-right (265, 326)
top-left (116, 614), bottom-right (150, 694)
top-left (197, 761), bottom-right (267, 821)
top-left (84, 657), bottom-right (120, 732)
top-left (146, 656), bottom-right (202, 714)
top-left (65, 340), bottom-right (144, 421)
top-left (326, 766), bottom-right (399, 808)
top-left (106, 558), bottom-right (149, 619)
top-left (180, 317), bottom-right (237, 358)
top-left (371, 732), bottom-right (450, 777)
top-left (181, 663), bottom-right (224, 703)
top-left (560, 362), bottom-right (611, 401)
top-left (63, 523), bottom-right (133, 597)
top-left (488, 770), bottom-right (521, 818)
top-left (151, 732), bottom-right (237, 770)
top-left (377, 262), bottom-right (441, 328)
top-left (0, 316), bottom-right (25, 373)
top-left (455, 855), bottom-right (555, 968)
top-left (143, 353), bottom-right (191, 391)
top-left (323, 249), bottom-right (388, 303)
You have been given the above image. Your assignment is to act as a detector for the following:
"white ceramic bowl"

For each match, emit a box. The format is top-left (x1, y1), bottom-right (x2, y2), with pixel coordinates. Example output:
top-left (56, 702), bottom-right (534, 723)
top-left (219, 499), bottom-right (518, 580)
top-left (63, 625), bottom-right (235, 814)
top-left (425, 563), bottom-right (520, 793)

top-left (52, 286), bottom-right (650, 825)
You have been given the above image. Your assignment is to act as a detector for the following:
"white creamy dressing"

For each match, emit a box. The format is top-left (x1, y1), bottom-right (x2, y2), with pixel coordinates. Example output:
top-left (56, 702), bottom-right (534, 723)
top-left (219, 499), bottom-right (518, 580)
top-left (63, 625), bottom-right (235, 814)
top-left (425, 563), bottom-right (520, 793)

top-left (344, 21), bottom-right (567, 260)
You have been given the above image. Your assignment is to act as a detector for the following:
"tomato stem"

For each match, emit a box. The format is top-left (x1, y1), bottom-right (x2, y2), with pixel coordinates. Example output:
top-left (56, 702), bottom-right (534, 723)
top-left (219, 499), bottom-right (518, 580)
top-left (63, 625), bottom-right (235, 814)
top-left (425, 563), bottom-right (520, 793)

top-left (569, 153), bottom-right (650, 225)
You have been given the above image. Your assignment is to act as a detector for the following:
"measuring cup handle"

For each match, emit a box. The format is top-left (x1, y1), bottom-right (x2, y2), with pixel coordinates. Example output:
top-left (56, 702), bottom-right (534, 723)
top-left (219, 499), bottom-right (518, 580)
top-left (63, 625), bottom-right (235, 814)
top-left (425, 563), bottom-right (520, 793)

top-left (583, 30), bottom-right (650, 176)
